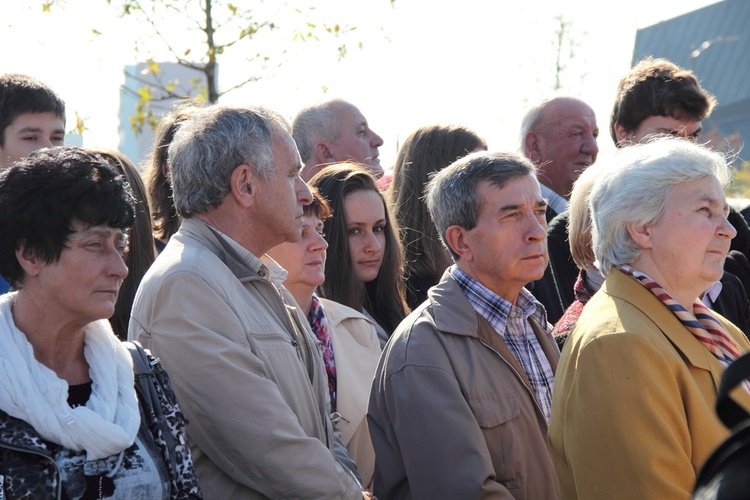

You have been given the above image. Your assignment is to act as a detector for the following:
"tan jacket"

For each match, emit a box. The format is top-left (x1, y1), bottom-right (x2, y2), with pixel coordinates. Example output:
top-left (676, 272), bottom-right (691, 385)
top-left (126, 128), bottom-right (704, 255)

top-left (549, 268), bottom-right (750, 500)
top-left (322, 298), bottom-right (381, 489)
top-left (262, 257), bottom-right (381, 489)
top-left (129, 218), bottom-right (362, 499)
top-left (368, 267), bottom-right (561, 499)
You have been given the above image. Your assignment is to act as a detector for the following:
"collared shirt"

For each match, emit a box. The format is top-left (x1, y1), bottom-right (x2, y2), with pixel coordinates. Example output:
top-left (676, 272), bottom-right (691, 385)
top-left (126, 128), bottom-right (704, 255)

top-left (454, 266), bottom-right (555, 421)
top-left (540, 183), bottom-right (568, 216)
top-left (701, 280), bottom-right (723, 309)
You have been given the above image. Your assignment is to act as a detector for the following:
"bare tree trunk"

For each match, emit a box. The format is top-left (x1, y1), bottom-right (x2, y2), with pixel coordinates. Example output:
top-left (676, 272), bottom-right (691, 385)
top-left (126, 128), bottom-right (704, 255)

top-left (204, 0), bottom-right (218, 103)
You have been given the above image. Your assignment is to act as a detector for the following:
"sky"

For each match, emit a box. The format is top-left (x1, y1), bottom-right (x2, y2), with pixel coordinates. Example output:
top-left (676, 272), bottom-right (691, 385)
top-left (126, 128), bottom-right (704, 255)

top-left (3, 0), bottom-right (724, 169)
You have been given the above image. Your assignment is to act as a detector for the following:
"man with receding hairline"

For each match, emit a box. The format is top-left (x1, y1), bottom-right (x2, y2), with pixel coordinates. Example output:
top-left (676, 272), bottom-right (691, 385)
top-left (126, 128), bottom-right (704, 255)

top-left (521, 96), bottom-right (599, 219)
top-left (520, 96), bottom-right (600, 323)
top-left (293, 98), bottom-right (384, 181)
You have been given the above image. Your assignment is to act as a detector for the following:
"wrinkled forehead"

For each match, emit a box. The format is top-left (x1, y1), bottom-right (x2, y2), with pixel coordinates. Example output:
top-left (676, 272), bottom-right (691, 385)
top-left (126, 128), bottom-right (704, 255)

top-left (478, 174), bottom-right (543, 205)
top-left (542, 100), bottom-right (597, 128)
top-left (331, 102), bottom-right (366, 127)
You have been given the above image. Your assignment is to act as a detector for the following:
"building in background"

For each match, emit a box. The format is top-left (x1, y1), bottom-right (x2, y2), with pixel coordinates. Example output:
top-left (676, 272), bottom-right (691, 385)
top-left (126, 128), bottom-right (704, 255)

top-left (633, 0), bottom-right (749, 159)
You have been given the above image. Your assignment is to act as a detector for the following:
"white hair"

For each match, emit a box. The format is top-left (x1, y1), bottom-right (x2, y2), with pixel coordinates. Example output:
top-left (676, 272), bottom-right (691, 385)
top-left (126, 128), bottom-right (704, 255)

top-left (590, 136), bottom-right (731, 275)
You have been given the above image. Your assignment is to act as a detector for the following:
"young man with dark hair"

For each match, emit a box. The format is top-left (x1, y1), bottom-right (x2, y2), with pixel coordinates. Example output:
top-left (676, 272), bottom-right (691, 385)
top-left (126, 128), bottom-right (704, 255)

top-left (0, 74), bottom-right (66, 294)
top-left (0, 73), bottom-right (66, 170)
top-left (610, 57), bottom-right (716, 145)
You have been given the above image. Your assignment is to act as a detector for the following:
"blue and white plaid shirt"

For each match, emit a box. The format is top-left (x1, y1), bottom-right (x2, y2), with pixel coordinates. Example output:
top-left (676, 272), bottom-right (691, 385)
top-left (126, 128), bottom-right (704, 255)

top-left (454, 266), bottom-right (555, 422)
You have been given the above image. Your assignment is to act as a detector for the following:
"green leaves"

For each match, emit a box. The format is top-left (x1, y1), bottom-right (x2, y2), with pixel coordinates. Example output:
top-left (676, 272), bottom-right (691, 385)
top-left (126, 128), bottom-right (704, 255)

top-left (41, 0), bottom-right (384, 134)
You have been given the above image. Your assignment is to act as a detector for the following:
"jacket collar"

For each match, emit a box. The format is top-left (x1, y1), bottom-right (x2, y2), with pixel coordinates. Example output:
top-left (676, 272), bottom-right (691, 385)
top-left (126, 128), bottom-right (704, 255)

top-left (603, 268), bottom-right (750, 402)
top-left (428, 268), bottom-right (559, 374)
top-left (319, 298), bottom-right (375, 330)
top-left (177, 218), bottom-right (269, 282)
top-left (260, 254), bottom-right (289, 286)
top-left (428, 267), bottom-right (479, 338)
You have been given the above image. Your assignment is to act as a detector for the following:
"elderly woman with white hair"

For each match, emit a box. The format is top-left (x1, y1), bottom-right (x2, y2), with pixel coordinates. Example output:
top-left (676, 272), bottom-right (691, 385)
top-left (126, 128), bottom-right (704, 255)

top-left (549, 137), bottom-right (750, 500)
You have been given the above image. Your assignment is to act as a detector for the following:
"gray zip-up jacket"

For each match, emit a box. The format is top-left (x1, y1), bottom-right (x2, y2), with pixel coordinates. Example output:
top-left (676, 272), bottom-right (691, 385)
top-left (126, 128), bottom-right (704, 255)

top-left (367, 267), bottom-right (561, 499)
top-left (129, 218), bottom-right (362, 499)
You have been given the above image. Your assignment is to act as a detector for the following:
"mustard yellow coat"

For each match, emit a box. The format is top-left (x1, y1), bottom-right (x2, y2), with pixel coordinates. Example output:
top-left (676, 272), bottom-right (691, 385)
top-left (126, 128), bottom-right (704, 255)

top-left (549, 268), bottom-right (750, 500)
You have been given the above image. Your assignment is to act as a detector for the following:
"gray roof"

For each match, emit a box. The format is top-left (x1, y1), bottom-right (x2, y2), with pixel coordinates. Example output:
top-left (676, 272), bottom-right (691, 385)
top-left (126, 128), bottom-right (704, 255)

top-left (633, 0), bottom-right (750, 142)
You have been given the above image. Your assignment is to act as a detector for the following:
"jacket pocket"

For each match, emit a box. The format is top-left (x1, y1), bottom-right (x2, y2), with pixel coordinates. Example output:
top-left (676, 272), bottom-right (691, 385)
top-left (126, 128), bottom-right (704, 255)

top-left (468, 394), bottom-right (524, 490)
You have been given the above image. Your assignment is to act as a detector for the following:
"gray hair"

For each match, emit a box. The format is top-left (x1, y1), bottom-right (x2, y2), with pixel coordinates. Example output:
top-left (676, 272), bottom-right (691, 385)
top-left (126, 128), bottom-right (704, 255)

top-left (591, 136), bottom-right (731, 275)
top-left (292, 99), bottom-right (345, 165)
top-left (425, 151), bottom-right (537, 260)
top-left (169, 105), bottom-right (287, 217)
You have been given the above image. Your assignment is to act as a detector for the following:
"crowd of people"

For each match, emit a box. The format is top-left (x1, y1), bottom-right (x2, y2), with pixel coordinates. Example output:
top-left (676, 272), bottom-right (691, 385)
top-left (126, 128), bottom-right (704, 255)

top-left (0, 55), bottom-right (749, 499)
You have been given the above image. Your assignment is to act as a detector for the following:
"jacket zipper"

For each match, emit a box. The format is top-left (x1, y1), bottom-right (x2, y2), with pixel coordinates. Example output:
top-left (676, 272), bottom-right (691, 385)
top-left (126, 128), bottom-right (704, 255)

top-left (284, 303), bottom-right (315, 384)
top-left (478, 339), bottom-right (548, 425)
top-left (0, 441), bottom-right (62, 499)
top-left (243, 275), bottom-right (315, 384)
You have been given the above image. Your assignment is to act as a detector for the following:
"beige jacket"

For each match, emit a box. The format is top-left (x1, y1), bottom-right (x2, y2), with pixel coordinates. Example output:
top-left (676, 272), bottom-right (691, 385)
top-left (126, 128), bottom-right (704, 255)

top-left (368, 267), bottom-right (560, 499)
top-left (129, 218), bottom-right (362, 499)
top-left (262, 258), bottom-right (381, 489)
top-left (321, 298), bottom-right (381, 489)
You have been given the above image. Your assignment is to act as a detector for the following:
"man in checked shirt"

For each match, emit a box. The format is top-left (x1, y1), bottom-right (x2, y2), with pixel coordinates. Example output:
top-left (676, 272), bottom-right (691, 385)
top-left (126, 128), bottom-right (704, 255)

top-left (367, 150), bottom-right (560, 500)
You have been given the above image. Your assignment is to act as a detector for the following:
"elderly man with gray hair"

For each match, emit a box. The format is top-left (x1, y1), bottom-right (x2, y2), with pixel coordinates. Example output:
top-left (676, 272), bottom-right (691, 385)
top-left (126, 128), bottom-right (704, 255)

top-left (519, 96), bottom-right (599, 323)
top-left (293, 98), bottom-right (384, 181)
top-left (129, 105), bottom-right (370, 499)
top-left (368, 151), bottom-right (560, 499)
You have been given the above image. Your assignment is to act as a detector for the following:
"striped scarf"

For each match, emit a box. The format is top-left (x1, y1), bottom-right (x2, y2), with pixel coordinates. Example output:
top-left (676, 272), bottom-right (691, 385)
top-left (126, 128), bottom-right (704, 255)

top-left (618, 265), bottom-right (742, 366)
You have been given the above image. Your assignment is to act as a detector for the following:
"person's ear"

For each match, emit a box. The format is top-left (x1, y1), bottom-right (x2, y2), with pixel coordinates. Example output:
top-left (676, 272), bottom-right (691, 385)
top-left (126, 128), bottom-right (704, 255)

top-left (614, 122), bottom-right (632, 146)
top-left (16, 244), bottom-right (44, 278)
top-left (316, 142), bottom-right (335, 163)
top-left (626, 221), bottom-right (654, 250)
top-left (444, 225), bottom-right (473, 262)
top-left (230, 164), bottom-right (256, 207)
top-left (524, 132), bottom-right (541, 163)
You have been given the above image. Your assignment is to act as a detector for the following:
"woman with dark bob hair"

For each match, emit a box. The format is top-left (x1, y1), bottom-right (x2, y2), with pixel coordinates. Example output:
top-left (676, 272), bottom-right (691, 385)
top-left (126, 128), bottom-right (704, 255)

top-left (0, 147), bottom-right (201, 498)
top-left (389, 124), bottom-right (487, 308)
top-left (310, 163), bottom-right (409, 345)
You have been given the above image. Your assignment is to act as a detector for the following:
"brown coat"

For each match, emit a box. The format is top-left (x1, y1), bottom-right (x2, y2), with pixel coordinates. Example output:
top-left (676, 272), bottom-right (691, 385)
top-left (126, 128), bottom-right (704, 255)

top-left (367, 267), bottom-right (561, 499)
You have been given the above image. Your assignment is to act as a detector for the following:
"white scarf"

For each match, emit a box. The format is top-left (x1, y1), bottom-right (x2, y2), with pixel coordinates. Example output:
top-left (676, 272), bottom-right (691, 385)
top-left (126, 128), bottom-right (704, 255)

top-left (0, 293), bottom-right (141, 460)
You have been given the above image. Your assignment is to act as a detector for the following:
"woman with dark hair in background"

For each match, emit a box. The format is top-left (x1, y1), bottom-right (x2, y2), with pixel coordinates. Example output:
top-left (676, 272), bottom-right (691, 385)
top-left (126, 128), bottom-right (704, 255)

top-left (310, 163), bottom-right (409, 346)
top-left (145, 102), bottom-right (202, 252)
top-left (389, 124), bottom-right (487, 308)
top-left (0, 147), bottom-right (200, 498)
top-left (89, 148), bottom-right (156, 340)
